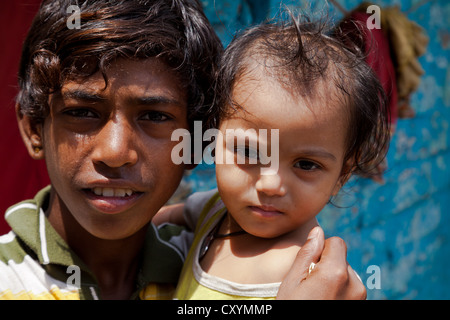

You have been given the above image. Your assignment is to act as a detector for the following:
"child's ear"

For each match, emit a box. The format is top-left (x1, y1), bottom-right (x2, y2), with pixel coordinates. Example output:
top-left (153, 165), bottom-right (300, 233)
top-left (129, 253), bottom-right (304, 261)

top-left (16, 103), bottom-right (44, 160)
top-left (331, 160), bottom-right (354, 196)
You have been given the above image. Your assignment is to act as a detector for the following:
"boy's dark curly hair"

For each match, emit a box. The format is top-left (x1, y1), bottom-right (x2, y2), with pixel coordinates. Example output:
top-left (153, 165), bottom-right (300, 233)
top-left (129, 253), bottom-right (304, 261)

top-left (17, 0), bottom-right (223, 131)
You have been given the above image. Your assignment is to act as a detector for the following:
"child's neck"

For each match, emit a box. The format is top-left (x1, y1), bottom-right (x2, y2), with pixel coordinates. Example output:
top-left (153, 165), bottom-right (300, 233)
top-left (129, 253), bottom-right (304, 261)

top-left (200, 213), bottom-right (317, 284)
top-left (220, 213), bottom-right (316, 248)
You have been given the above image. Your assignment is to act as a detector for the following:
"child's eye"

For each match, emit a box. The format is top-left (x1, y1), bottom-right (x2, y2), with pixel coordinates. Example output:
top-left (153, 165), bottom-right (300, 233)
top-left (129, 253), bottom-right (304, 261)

top-left (294, 160), bottom-right (321, 171)
top-left (235, 146), bottom-right (259, 161)
top-left (139, 111), bottom-right (171, 122)
top-left (63, 108), bottom-right (97, 118)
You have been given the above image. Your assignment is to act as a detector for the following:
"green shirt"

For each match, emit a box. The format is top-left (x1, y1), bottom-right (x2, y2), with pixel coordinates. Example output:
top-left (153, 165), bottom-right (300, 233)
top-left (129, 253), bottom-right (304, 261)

top-left (0, 186), bottom-right (192, 300)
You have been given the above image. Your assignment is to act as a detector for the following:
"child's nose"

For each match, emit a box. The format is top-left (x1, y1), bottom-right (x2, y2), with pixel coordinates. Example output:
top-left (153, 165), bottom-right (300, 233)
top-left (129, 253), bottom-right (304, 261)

top-left (255, 171), bottom-right (286, 197)
top-left (91, 117), bottom-right (138, 168)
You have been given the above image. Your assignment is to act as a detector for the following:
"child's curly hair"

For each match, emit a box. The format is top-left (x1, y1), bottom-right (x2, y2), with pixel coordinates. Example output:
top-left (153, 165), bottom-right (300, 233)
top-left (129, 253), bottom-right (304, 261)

top-left (214, 12), bottom-right (390, 177)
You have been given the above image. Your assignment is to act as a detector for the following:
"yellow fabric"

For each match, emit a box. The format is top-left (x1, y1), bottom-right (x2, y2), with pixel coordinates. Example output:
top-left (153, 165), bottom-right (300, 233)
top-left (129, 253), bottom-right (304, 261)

top-left (175, 193), bottom-right (224, 299)
top-left (177, 281), bottom-right (274, 300)
top-left (174, 193), bottom-right (277, 300)
top-left (139, 283), bottom-right (176, 300)
top-left (0, 287), bottom-right (79, 300)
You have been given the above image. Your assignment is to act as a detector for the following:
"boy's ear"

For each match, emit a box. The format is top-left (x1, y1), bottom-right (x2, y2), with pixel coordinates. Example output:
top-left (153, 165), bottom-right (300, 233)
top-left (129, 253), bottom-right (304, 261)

top-left (331, 160), bottom-right (354, 196)
top-left (16, 103), bottom-right (44, 160)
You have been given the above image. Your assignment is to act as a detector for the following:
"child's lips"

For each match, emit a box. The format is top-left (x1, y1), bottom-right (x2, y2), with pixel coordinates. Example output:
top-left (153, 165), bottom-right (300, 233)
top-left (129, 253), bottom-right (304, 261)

top-left (249, 205), bottom-right (284, 218)
top-left (82, 187), bottom-right (144, 214)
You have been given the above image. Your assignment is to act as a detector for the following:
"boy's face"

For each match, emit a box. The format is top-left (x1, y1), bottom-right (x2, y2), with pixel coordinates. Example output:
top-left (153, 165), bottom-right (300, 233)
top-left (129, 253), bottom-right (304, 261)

top-left (29, 58), bottom-right (189, 240)
top-left (215, 66), bottom-right (350, 239)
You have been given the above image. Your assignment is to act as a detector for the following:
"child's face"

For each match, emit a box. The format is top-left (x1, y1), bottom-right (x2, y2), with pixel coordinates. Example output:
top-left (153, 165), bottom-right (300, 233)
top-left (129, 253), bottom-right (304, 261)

top-left (36, 58), bottom-right (189, 240)
top-left (215, 67), bottom-right (350, 238)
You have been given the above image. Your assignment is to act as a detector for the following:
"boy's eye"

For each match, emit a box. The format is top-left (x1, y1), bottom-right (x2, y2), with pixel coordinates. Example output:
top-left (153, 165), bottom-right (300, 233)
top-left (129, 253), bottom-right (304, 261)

top-left (139, 111), bottom-right (171, 122)
top-left (294, 160), bottom-right (321, 171)
top-left (63, 108), bottom-right (97, 118)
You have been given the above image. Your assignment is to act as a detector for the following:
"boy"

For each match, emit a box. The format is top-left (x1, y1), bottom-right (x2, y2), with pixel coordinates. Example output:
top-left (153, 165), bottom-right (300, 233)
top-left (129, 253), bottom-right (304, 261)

top-left (0, 0), bottom-right (221, 300)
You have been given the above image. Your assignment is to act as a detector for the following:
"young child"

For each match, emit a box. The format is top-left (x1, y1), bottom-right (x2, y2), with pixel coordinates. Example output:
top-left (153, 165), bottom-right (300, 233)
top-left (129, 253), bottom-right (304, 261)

top-left (0, 0), bottom-right (222, 300)
top-left (155, 15), bottom-right (390, 299)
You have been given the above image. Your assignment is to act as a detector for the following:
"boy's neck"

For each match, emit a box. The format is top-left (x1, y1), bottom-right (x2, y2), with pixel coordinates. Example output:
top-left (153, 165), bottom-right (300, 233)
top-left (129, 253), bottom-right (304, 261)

top-left (46, 190), bottom-right (147, 300)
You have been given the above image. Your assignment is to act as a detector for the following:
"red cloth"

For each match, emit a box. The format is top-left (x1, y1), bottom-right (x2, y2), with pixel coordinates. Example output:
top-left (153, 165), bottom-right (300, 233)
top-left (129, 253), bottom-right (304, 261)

top-left (0, 0), bottom-right (49, 233)
top-left (339, 11), bottom-right (398, 127)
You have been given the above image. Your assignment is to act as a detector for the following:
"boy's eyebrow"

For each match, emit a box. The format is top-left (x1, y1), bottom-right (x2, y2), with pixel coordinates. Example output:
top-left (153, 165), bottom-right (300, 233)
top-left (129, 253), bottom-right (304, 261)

top-left (63, 90), bottom-right (106, 102)
top-left (127, 96), bottom-right (184, 107)
top-left (62, 90), bottom-right (184, 107)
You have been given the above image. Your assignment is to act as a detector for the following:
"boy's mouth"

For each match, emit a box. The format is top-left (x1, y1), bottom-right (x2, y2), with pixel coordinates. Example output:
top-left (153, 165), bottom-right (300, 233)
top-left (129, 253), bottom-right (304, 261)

top-left (82, 187), bottom-right (144, 214)
top-left (91, 187), bottom-right (134, 197)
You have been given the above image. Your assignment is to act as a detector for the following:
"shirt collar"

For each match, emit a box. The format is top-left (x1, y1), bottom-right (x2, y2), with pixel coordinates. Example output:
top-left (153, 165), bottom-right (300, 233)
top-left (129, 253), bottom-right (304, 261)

top-left (5, 186), bottom-right (95, 283)
top-left (138, 223), bottom-right (184, 285)
top-left (6, 186), bottom-right (184, 289)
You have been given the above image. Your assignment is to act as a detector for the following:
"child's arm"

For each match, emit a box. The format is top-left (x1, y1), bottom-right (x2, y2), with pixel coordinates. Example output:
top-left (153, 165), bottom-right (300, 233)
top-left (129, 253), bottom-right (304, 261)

top-left (153, 189), bottom-right (218, 228)
top-left (152, 203), bottom-right (186, 226)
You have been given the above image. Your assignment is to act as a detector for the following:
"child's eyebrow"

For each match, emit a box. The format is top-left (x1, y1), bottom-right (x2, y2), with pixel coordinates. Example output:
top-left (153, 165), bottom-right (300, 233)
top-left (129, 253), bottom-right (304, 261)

top-left (300, 149), bottom-right (338, 162)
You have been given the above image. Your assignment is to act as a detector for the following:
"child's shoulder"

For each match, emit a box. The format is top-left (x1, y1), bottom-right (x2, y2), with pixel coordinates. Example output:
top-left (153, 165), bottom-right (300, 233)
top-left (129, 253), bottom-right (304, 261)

top-left (258, 241), bottom-right (303, 283)
top-left (250, 223), bottom-right (318, 283)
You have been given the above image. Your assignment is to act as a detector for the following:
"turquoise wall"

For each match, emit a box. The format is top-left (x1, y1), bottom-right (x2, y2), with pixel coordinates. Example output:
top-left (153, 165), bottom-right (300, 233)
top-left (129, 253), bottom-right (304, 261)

top-left (180, 0), bottom-right (450, 299)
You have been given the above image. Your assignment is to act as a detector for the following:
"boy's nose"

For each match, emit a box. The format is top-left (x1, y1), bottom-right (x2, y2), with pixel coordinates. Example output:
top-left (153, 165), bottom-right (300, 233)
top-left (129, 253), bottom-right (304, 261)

top-left (91, 118), bottom-right (138, 168)
top-left (255, 171), bottom-right (286, 197)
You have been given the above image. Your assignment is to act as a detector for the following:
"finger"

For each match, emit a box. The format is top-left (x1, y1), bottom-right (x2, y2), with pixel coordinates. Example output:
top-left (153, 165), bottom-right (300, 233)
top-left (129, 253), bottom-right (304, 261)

top-left (348, 264), bottom-right (363, 284)
top-left (320, 236), bottom-right (348, 269)
top-left (284, 226), bottom-right (325, 282)
top-left (277, 226), bottom-right (325, 299)
top-left (346, 265), bottom-right (367, 300)
top-left (318, 237), bottom-right (367, 299)
top-left (314, 237), bottom-right (349, 290)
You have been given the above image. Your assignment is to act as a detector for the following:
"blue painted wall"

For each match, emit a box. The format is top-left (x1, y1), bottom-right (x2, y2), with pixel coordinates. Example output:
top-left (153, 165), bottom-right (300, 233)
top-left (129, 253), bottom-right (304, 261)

top-left (179, 0), bottom-right (449, 299)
